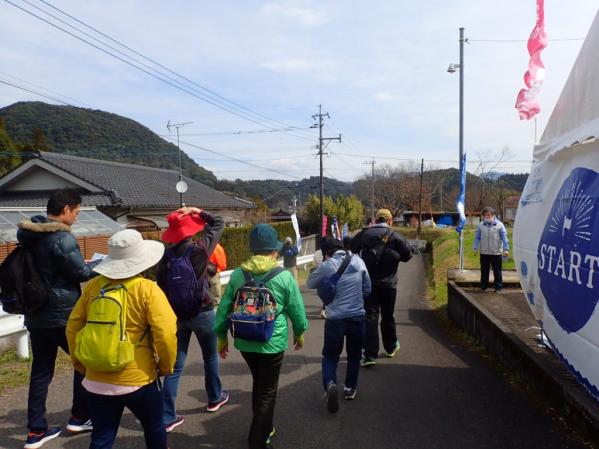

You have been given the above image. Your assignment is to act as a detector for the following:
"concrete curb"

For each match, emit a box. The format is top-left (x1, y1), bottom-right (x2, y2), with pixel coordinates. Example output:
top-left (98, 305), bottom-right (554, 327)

top-left (448, 280), bottom-right (599, 442)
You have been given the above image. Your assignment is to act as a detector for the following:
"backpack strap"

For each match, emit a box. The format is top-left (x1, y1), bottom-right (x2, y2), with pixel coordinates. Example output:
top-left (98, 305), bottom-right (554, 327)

top-left (335, 252), bottom-right (353, 276)
top-left (96, 276), bottom-right (146, 344)
top-left (261, 266), bottom-right (286, 283)
top-left (373, 229), bottom-right (394, 265)
top-left (242, 270), bottom-right (254, 284)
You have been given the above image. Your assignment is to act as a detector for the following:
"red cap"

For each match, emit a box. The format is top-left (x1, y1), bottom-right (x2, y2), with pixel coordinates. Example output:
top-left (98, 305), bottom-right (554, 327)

top-left (161, 212), bottom-right (206, 244)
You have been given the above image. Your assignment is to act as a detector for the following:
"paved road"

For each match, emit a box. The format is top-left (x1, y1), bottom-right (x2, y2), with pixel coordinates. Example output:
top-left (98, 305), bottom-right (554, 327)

top-left (0, 255), bottom-right (588, 448)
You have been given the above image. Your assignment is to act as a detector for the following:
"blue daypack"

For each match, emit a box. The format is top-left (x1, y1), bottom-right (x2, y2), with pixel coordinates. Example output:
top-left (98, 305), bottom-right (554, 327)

top-left (316, 252), bottom-right (352, 306)
top-left (229, 267), bottom-right (285, 342)
top-left (163, 244), bottom-right (208, 318)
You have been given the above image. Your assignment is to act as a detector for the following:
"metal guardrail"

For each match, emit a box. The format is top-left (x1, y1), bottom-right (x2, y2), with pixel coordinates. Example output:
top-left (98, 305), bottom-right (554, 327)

top-left (0, 310), bottom-right (29, 359)
top-left (219, 254), bottom-right (315, 286)
top-left (0, 254), bottom-right (317, 359)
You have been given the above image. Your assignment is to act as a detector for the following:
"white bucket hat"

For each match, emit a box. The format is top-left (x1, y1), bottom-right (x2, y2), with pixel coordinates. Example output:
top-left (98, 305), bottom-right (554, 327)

top-left (93, 229), bottom-right (164, 279)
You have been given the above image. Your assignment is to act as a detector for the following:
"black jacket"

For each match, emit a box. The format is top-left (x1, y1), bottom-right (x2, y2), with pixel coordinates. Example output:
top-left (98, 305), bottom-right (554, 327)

top-left (17, 215), bottom-right (99, 329)
top-left (156, 211), bottom-right (224, 312)
top-left (350, 224), bottom-right (413, 288)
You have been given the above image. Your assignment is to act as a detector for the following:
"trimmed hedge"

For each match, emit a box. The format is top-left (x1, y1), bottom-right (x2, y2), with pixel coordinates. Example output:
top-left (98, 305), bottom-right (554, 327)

top-left (142, 222), bottom-right (296, 273)
top-left (220, 221), bottom-right (296, 269)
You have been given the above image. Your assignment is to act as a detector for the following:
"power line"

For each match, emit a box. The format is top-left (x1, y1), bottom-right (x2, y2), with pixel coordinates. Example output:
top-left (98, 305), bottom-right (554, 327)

top-left (4, 0), bottom-right (313, 141)
top-left (156, 126), bottom-right (311, 137)
top-left (0, 71), bottom-right (90, 107)
top-left (36, 0), bottom-right (315, 138)
top-left (164, 136), bottom-right (304, 180)
top-left (332, 151), bottom-right (533, 164)
top-left (0, 79), bottom-right (70, 105)
top-left (470, 37), bottom-right (583, 43)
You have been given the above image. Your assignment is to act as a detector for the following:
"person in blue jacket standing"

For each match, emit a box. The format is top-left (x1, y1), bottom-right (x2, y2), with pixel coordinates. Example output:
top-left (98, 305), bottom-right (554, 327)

top-left (279, 236), bottom-right (299, 280)
top-left (473, 207), bottom-right (510, 293)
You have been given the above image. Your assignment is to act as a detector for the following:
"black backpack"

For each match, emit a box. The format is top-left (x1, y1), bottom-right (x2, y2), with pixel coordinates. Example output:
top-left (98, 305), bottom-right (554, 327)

top-left (0, 244), bottom-right (51, 314)
top-left (361, 229), bottom-right (394, 272)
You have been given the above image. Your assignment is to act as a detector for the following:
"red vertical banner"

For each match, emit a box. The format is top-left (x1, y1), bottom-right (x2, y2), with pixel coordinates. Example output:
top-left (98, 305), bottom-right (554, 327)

top-left (515, 0), bottom-right (547, 120)
top-left (321, 215), bottom-right (328, 237)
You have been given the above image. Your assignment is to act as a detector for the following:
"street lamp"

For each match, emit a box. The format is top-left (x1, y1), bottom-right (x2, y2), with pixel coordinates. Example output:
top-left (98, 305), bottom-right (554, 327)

top-left (448, 27), bottom-right (467, 271)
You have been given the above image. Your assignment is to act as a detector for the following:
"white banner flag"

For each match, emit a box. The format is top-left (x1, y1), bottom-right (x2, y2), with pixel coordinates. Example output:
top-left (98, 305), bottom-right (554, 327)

top-left (290, 213), bottom-right (302, 251)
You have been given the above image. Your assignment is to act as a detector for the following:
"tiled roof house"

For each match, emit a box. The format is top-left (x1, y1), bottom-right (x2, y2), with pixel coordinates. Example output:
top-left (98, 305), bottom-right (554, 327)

top-left (0, 152), bottom-right (253, 232)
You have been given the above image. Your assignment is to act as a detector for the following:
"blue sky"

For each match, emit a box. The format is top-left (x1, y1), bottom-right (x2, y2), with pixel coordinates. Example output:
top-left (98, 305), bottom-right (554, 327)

top-left (0, 0), bottom-right (597, 181)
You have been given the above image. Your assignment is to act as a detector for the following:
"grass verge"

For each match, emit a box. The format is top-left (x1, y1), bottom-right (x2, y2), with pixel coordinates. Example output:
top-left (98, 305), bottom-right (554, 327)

top-left (0, 346), bottom-right (71, 395)
top-left (415, 226), bottom-right (514, 317)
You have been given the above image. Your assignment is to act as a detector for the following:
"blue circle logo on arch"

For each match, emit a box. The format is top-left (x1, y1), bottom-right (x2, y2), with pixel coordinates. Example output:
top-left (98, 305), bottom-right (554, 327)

top-left (538, 167), bottom-right (599, 333)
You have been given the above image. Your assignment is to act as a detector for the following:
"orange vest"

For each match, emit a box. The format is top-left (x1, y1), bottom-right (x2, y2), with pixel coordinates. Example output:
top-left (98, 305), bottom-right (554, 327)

top-left (209, 243), bottom-right (227, 272)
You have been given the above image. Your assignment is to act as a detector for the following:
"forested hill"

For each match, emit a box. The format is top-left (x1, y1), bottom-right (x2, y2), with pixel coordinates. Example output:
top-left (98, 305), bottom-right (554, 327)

top-left (0, 101), bottom-right (217, 186)
top-left (217, 176), bottom-right (354, 208)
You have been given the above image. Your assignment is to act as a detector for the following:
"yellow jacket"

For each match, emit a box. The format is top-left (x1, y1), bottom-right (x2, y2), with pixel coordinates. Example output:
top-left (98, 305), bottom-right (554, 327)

top-left (66, 275), bottom-right (177, 386)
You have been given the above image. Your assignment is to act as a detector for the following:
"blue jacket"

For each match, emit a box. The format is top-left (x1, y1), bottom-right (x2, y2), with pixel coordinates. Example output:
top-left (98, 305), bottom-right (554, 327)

top-left (17, 216), bottom-right (99, 329)
top-left (280, 243), bottom-right (299, 268)
top-left (307, 250), bottom-right (371, 319)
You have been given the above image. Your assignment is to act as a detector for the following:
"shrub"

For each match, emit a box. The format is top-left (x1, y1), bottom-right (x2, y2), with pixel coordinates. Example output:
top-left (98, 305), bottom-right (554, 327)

top-left (220, 221), bottom-right (296, 269)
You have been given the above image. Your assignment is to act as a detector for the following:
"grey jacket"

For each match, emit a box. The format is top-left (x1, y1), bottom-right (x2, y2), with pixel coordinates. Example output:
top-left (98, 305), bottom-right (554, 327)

top-left (307, 250), bottom-right (371, 319)
top-left (473, 219), bottom-right (509, 255)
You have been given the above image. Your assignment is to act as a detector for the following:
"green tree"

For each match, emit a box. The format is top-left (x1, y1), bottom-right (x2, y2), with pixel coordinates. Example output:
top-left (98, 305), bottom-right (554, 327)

top-left (32, 128), bottom-right (48, 152)
top-left (335, 194), bottom-right (364, 230)
top-left (0, 119), bottom-right (21, 176)
top-left (301, 193), bottom-right (365, 234)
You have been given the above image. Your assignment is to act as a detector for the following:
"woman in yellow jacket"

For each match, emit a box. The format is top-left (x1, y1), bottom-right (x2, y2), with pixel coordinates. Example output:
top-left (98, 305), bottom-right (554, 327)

top-left (66, 229), bottom-right (177, 449)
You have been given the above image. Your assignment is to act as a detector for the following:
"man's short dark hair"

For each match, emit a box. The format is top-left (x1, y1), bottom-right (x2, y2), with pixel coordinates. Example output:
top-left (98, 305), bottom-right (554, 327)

top-left (47, 189), bottom-right (82, 216)
top-left (481, 206), bottom-right (496, 216)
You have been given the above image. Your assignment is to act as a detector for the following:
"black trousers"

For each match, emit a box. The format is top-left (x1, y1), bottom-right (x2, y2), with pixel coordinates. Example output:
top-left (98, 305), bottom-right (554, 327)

top-left (241, 351), bottom-right (284, 449)
top-left (28, 327), bottom-right (89, 431)
top-left (364, 286), bottom-right (398, 359)
top-left (480, 254), bottom-right (503, 290)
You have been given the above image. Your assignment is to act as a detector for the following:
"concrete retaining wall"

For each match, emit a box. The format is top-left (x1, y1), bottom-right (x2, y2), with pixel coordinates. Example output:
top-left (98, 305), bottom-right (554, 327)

top-left (448, 281), bottom-right (599, 442)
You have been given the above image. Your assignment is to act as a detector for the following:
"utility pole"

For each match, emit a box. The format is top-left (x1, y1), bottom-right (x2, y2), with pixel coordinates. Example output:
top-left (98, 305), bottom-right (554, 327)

top-left (167, 120), bottom-right (193, 207)
top-left (363, 159), bottom-right (376, 224)
top-left (418, 158), bottom-right (424, 238)
top-left (458, 27), bottom-right (467, 271)
top-left (312, 105), bottom-right (341, 234)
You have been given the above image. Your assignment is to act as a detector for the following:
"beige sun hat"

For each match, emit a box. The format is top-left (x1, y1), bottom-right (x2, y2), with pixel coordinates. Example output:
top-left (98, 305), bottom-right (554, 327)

top-left (93, 229), bottom-right (164, 279)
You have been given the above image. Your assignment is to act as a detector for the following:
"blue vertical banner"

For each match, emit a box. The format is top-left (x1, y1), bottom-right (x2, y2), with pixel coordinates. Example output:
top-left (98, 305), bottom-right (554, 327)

top-left (342, 223), bottom-right (349, 239)
top-left (456, 152), bottom-right (467, 233)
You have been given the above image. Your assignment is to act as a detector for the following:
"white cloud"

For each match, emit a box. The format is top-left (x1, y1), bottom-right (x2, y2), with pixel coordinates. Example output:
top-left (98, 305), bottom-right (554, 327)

top-left (372, 92), bottom-right (401, 103)
top-left (260, 58), bottom-right (315, 73)
top-left (262, 2), bottom-right (328, 27)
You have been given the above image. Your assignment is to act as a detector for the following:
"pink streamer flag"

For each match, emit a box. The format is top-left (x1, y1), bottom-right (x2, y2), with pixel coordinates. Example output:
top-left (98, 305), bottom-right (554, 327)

top-left (515, 0), bottom-right (548, 120)
top-left (321, 215), bottom-right (328, 237)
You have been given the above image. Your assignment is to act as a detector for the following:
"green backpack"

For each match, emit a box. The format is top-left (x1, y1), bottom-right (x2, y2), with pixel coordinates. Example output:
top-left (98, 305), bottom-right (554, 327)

top-left (75, 276), bottom-right (146, 373)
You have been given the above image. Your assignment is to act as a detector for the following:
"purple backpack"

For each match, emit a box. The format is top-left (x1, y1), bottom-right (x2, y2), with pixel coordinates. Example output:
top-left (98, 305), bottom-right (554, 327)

top-left (163, 245), bottom-right (209, 318)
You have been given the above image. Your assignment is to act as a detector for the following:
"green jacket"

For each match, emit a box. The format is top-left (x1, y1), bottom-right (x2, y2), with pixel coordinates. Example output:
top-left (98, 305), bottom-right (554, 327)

top-left (214, 255), bottom-right (308, 354)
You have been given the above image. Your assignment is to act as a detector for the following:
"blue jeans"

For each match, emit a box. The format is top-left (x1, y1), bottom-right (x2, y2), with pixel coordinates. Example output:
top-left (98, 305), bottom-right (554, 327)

top-left (322, 315), bottom-right (365, 391)
top-left (88, 381), bottom-right (166, 449)
top-left (28, 327), bottom-right (88, 431)
top-left (162, 309), bottom-right (222, 423)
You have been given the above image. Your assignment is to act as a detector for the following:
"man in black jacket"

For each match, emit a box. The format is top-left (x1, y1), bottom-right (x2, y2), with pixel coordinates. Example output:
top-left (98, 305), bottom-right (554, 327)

top-left (351, 209), bottom-right (413, 367)
top-left (17, 189), bottom-right (99, 448)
